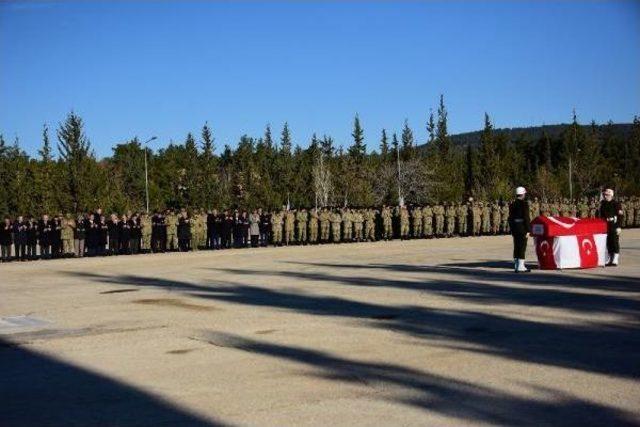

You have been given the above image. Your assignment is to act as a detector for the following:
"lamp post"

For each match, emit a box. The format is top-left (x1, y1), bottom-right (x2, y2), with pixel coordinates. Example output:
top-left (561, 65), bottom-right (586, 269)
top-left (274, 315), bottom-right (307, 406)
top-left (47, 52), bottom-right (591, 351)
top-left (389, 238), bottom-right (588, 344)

top-left (143, 136), bottom-right (158, 213)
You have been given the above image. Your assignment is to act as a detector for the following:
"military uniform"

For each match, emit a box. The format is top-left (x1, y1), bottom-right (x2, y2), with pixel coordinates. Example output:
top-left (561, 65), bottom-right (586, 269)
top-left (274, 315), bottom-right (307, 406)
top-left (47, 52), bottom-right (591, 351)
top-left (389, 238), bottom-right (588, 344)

top-left (422, 205), bottom-right (433, 237)
top-left (434, 203), bottom-right (445, 237)
top-left (61, 216), bottom-right (75, 255)
top-left (296, 210), bottom-right (308, 243)
top-left (284, 211), bottom-right (295, 245)
top-left (342, 209), bottom-right (353, 241)
top-left (598, 192), bottom-right (623, 265)
top-left (166, 212), bottom-right (178, 251)
top-left (364, 209), bottom-right (376, 241)
top-left (271, 211), bottom-right (283, 245)
top-left (331, 211), bottom-right (342, 242)
top-left (353, 210), bottom-right (364, 241)
top-left (141, 214), bottom-right (152, 251)
top-left (500, 203), bottom-right (509, 233)
top-left (381, 206), bottom-right (393, 239)
top-left (319, 209), bottom-right (331, 241)
top-left (457, 203), bottom-right (468, 236)
top-left (399, 207), bottom-right (410, 239)
top-left (309, 209), bottom-right (319, 243)
top-left (490, 203), bottom-right (501, 235)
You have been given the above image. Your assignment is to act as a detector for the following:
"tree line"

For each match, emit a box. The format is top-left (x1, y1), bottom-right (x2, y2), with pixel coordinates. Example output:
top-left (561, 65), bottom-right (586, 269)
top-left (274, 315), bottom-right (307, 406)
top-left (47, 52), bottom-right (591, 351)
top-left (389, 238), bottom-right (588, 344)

top-left (1, 96), bottom-right (639, 217)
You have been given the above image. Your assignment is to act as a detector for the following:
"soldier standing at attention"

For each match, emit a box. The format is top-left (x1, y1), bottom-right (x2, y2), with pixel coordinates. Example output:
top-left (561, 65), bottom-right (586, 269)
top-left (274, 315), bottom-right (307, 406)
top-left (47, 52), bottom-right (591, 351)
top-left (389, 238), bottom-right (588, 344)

top-left (107, 214), bottom-right (120, 255)
top-left (26, 216), bottom-right (38, 260)
top-left (319, 208), bottom-right (330, 242)
top-left (340, 208), bottom-right (352, 242)
top-left (398, 205), bottom-right (409, 239)
top-left (444, 202), bottom-right (456, 237)
top-left (141, 212), bottom-right (152, 252)
top-left (481, 202), bottom-right (491, 235)
top-left (296, 208), bottom-right (308, 244)
top-left (12, 216), bottom-right (27, 261)
top-left (74, 214), bottom-right (86, 257)
top-left (353, 209), bottom-right (364, 242)
top-left (598, 188), bottom-right (623, 266)
top-left (381, 205), bottom-right (393, 240)
top-left (62, 214), bottom-right (75, 256)
top-left (411, 206), bottom-right (423, 238)
top-left (457, 202), bottom-right (468, 236)
top-left (490, 202), bottom-right (501, 235)
top-left (270, 209), bottom-right (283, 246)
top-left (500, 202), bottom-right (510, 234)
top-left (331, 209), bottom-right (342, 243)
top-left (166, 210), bottom-right (178, 251)
top-left (308, 208), bottom-right (319, 244)
top-left (422, 204), bottom-right (433, 238)
top-left (362, 208), bottom-right (373, 241)
top-left (283, 209), bottom-right (294, 246)
top-left (509, 186), bottom-right (531, 273)
top-left (432, 202), bottom-right (444, 237)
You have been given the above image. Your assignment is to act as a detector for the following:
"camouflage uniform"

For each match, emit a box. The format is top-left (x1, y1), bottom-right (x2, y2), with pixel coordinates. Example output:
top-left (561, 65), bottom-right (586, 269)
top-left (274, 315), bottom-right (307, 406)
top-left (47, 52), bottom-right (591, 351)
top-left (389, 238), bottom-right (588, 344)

top-left (331, 211), bottom-right (342, 242)
top-left (342, 209), bottom-right (353, 241)
top-left (457, 203), bottom-right (468, 236)
top-left (352, 210), bottom-right (363, 241)
top-left (166, 212), bottom-right (178, 250)
top-left (445, 203), bottom-right (456, 236)
top-left (319, 209), bottom-right (331, 241)
top-left (490, 202), bottom-right (501, 234)
top-left (271, 211), bottom-right (283, 245)
top-left (399, 206), bottom-right (410, 239)
top-left (500, 203), bottom-right (509, 233)
top-left (364, 209), bottom-right (376, 241)
top-left (308, 209), bottom-right (319, 243)
top-left (141, 214), bottom-right (152, 251)
top-left (381, 206), bottom-right (393, 239)
top-left (422, 205), bottom-right (433, 237)
top-left (434, 203), bottom-right (445, 236)
top-left (411, 207), bottom-right (423, 238)
top-left (62, 215), bottom-right (75, 255)
top-left (284, 210), bottom-right (295, 245)
top-left (296, 209), bottom-right (308, 243)
top-left (481, 203), bottom-right (491, 234)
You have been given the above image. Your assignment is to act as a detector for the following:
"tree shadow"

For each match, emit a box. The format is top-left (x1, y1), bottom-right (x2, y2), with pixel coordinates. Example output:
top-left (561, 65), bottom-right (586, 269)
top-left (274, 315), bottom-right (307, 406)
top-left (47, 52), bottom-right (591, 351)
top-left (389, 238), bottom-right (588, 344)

top-left (67, 271), bottom-right (640, 380)
top-left (0, 339), bottom-right (226, 427)
top-left (208, 264), bottom-right (640, 318)
top-left (197, 331), bottom-right (640, 427)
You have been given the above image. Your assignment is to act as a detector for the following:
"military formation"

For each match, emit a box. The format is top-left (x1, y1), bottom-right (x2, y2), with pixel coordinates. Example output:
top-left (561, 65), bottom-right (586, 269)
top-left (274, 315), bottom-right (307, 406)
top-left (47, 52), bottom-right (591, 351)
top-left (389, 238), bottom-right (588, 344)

top-left (1, 196), bottom-right (639, 263)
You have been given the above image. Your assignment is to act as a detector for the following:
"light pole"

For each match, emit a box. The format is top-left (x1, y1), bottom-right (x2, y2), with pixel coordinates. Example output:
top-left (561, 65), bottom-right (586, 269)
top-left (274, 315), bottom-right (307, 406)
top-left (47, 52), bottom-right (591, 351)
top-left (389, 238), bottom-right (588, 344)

top-left (143, 136), bottom-right (157, 213)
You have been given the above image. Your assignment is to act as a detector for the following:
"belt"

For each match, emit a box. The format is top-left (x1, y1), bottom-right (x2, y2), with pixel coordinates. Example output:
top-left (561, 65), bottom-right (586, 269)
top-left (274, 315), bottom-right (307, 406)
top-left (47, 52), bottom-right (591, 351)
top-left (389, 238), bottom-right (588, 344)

top-left (607, 217), bottom-right (617, 223)
top-left (513, 219), bottom-right (524, 223)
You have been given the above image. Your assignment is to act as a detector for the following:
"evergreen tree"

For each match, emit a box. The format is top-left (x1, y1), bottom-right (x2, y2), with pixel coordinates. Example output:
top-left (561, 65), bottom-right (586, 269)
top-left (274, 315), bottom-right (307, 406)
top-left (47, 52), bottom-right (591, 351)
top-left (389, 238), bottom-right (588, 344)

top-left (436, 95), bottom-right (450, 156)
top-left (348, 114), bottom-right (366, 161)
top-left (379, 129), bottom-right (389, 159)
top-left (464, 144), bottom-right (475, 196)
top-left (57, 111), bottom-right (92, 212)
top-left (426, 109), bottom-right (436, 143)
top-left (264, 124), bottom-right (274, 149)
top-left (280, 122), bottom-right (292, 155)
top-left (401, 119), bottom-right (414, 160)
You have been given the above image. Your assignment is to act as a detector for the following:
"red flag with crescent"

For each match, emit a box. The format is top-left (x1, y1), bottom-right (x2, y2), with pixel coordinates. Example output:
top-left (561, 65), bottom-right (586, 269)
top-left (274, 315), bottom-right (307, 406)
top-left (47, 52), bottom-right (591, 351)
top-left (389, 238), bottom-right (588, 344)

top-left (535, 237), bottom-right (557, 270)
top-left (577, 234), bottom-right (598, 268)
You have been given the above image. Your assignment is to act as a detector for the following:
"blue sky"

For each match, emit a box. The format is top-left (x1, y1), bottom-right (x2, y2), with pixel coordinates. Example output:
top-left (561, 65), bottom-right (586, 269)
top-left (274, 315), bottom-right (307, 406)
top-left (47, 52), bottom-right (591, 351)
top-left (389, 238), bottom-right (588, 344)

top-left (1, 1), bottom-right (639, 158)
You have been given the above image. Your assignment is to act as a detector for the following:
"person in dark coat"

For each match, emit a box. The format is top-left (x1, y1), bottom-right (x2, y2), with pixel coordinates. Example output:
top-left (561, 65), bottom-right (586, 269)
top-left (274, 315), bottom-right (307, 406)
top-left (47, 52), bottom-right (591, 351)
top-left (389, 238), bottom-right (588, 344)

top-left (598, 188), bottom-right (623, 266)
top-left (74, 214), bottom-right (86, 258)
top-left (12, 215), bottom-right (28, 261)
top-left (85, 216), bottom-right (99, 256)
top-left (98, 215), bottom-right (108, 256)
top-left (107, 214), bottom-right (120, 255)
top-left (51, 215), bottom-right (63, 258)
top-left (26, 216), bottom-right (38, 260)
top-left (38, 214), bottom-right (52, 259)
top-left (129, 214), bottom-right (141, 254)
top-left (259, 208), bottom-right (271, 247)
top-left (119, 214), bottom-right (131, 254)
top-left (221, 210), bottom-right (233, 249)
top-left (177, 212), bottom-right (192, 251)
top-left (508, 186), bottom-right (531, 273)
top-left (0, 217), bottom-right (12, 262)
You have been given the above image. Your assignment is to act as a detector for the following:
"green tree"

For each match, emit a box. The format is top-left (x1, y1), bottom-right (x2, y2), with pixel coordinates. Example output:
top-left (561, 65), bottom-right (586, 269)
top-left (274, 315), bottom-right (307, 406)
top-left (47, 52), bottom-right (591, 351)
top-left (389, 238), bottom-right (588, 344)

top-left (57, 111), bottom-right (92, 212)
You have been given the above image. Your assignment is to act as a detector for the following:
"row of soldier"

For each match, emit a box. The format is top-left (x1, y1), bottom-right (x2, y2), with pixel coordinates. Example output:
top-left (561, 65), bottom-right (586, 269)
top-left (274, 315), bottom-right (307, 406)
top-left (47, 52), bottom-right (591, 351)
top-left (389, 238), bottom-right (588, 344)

top-left (1, 196), bottom-right (639, 262)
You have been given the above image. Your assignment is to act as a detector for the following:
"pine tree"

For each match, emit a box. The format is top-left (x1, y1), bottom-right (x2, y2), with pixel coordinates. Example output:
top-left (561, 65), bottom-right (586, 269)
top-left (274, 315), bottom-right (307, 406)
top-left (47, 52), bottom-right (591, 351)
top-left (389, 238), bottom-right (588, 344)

top-left (36, 123), bottom-right (57, 213)
top-left (464, 144), bottom-right (475, 196)
top-left (321, 135), bottom-right (334, 158)
top-left (379, 129), bottom-right (389, 159)
top-left (426, 109), bottom-right (436, 143)
top-left (280, 122), bottom-right (292, 155)
top-left (401, 119), bottom-right (414, 160)
top-left (348, 114), bottom-right (366, 161)
top-left (436, 95), bottom-right (450, 156)
top-left (264, 124), bottom-right (274, 149)
top-left (201, 122), bottom-right (214, 157)
top-left (57, 111), bottom-right (92, 212)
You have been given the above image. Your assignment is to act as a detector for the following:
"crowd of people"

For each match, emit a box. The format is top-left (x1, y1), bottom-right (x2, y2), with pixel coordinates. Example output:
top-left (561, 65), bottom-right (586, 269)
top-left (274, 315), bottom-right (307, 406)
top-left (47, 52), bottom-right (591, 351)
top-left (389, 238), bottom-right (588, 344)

top-left (1, 196), bottom-right (639, 263)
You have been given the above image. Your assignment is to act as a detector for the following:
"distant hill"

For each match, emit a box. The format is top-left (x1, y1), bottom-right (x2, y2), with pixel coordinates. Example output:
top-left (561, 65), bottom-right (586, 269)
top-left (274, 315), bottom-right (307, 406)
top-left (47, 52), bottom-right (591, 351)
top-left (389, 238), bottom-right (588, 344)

top-left (418, 123), bottom-right (634, 149)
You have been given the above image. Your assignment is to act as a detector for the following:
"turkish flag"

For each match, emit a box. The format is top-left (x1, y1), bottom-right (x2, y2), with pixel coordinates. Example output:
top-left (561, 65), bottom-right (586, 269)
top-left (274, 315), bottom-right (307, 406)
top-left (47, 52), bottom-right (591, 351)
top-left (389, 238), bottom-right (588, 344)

top-left (535, 237), bottom-right (557, 270)
top-left (577, 235), bottom-right (598, 268)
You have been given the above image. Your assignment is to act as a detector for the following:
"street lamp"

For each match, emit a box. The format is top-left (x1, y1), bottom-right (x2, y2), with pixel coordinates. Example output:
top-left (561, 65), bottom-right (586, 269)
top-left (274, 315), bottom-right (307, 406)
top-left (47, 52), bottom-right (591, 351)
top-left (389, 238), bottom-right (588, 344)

top-left (143, 136), bottom-right (158, 213)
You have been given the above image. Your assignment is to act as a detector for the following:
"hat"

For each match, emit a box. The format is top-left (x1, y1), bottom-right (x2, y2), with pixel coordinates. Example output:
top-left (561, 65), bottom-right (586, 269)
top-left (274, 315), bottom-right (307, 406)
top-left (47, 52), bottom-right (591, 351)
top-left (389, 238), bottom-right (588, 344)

top-left (515, 186), bottom-right (526, 195)
top-left (604, 188), bottom-right (614, 197)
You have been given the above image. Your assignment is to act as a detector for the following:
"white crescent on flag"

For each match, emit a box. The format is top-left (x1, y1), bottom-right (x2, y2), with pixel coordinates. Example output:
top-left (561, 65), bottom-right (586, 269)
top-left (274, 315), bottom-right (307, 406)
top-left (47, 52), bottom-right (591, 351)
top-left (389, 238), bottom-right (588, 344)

top-left (539, 240), bottom-right (550, 257)
top-left (547, 216), bottom-right (578, 229)
top-left (581, 239), bottom-right (593, 256)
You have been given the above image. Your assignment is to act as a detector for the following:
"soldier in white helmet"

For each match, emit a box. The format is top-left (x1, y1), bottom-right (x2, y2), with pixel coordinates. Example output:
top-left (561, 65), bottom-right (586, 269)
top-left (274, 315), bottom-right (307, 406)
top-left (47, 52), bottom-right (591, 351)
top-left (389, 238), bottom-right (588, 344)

top-left (598, 188), bottom-right (623, 266)
top-left (508, 186), bottom-right (531, 273)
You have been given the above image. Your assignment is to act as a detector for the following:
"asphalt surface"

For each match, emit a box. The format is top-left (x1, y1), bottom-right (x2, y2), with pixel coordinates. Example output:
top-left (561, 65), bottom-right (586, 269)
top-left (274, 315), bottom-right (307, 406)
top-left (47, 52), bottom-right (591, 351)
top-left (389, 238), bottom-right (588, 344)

top-left (1, 231), bottom-right (640, 426)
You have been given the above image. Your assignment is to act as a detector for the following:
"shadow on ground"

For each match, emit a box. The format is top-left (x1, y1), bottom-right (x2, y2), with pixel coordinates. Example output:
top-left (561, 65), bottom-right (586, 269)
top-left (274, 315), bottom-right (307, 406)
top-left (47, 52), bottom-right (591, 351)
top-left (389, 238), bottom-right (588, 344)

top-left (0, 339), bottom-right (226, 427)
top-left (197, 331), bottom-right (640, 427)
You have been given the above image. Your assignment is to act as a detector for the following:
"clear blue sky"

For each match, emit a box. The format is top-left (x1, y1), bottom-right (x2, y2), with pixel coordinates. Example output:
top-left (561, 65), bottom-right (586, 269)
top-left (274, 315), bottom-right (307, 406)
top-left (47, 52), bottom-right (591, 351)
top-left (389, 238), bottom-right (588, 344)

top-left (1, 1), bottom-right (639, 158)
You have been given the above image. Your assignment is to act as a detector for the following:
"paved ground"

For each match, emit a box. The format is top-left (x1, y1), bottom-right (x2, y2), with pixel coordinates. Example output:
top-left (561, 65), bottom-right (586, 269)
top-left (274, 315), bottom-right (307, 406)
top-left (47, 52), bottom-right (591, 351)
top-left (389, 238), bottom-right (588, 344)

top-left (1, 231), bottom-right (640, 427)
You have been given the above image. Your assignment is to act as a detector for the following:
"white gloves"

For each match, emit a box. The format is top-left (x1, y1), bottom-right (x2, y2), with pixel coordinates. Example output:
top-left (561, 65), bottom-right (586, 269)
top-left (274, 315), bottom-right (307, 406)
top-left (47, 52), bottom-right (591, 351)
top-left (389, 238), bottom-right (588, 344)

top-left (616, 228), bottom-right (622, 236)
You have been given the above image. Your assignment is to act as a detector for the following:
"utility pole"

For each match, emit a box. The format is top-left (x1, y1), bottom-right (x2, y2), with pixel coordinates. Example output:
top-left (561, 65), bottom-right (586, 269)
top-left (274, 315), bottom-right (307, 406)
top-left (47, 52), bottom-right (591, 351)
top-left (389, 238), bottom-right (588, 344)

top-left (396, 143), bottom-right (404, 206)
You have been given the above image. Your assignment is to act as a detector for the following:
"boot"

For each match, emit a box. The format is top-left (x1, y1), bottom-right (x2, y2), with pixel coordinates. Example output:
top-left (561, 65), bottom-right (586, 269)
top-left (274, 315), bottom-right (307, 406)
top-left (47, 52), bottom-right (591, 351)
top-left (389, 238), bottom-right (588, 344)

top-left (516, 259), bottom-right (531, 273)
top-left (513, 258), bottom-right (518, 273)
top-left (610, 253), bottom-right (619, 266)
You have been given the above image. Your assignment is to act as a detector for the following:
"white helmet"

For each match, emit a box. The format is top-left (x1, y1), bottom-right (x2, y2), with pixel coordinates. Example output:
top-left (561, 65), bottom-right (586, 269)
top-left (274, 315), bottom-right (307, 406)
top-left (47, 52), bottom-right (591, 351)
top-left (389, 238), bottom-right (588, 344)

top-left (604, 188), bottom-right (614, 197)
top-left (515, 186), bottom-right (526, 196)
